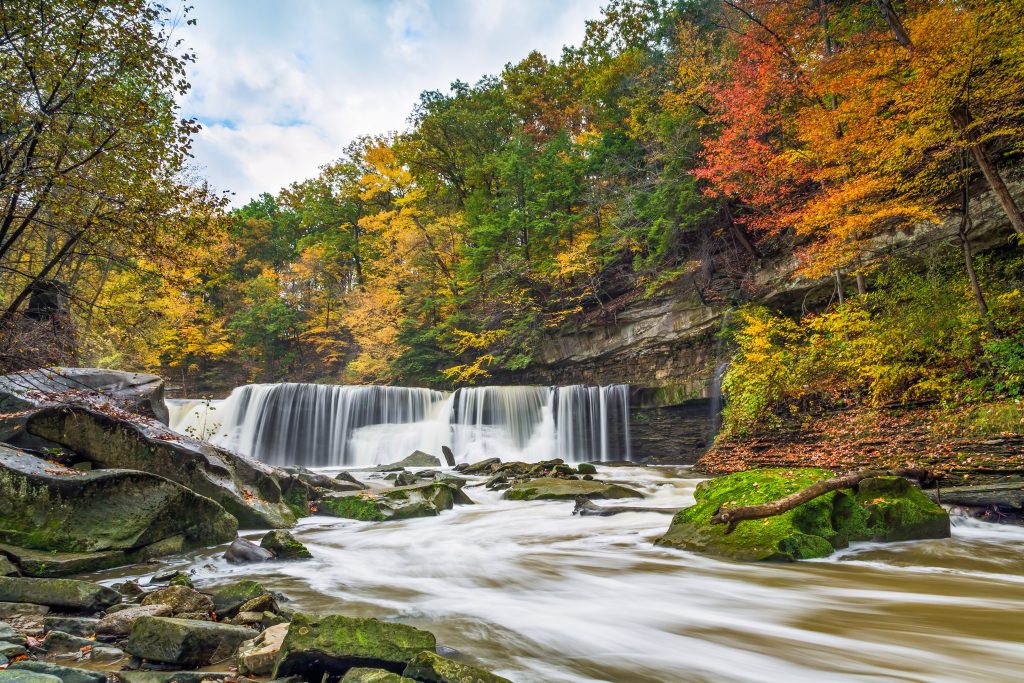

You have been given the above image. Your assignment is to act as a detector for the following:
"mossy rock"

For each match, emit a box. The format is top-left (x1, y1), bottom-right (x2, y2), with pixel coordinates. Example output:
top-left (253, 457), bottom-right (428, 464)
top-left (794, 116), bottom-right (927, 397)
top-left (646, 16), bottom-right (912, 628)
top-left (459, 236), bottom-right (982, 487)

top-left (504, 477), bottom-right (644, 501)
top-left (341, 668), bottom-right (416, 683)
top-left (273, 612), bottom-right (436, 680)
top-left (6, 661), bottom-right (106, 683)
top-left (0, 576), bottom-right (120, 612)
top-left (211, 581), bottom-right (265, 618)
top-left (318, 483), bottom-right (458, 522)
top-left (656, 468), bottom-right (950, 561)
top-left (403, 651), bottom-right (512, 683)
top-left (260, 530), bottom-right (312, 560)
top-left (576, 463), bottom-right (598, 475)
top-left (126, 617), bottom-right (256, 666)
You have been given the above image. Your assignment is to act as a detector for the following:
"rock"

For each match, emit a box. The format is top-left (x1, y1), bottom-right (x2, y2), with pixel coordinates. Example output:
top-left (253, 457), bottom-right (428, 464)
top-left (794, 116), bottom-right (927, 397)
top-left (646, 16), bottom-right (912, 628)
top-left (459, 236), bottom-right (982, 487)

top-left (237, 593), bottom-right (278, 615)
top-left (0, 641), bottom-right (27, 658)
top-left (140, 586), bottom-right (214, 616)
top-left (41, 616), bottom-right (97, 637)
top-left (0, 367), bottom-right (169, 425)
top-left (280, 467), bottom-right (366, 494)
top-left (0, 445), bottom-right (237, 574)
top-left (37, 630), bottom-right (93, 655)
top-left (173, 612), bottom-right (211, 622)
top-left (114, 672), bottom-right (235, 683)
top-left (403, 651), bottom-right (512, 683)
top-left (24, 405), bottom-right (306, 529)
top-left (224, 538), bottom-right (275, 564)
top-left (126, 616), bottom-right (257, 666)
top-left (115, 581), bottom-right (146, 600)
top-left (97, 604), bottom-right (173, 637)
top-left (441, 446), bottom-right (456, 467)
top-left (455, 458), bottom-right (500, 475)
top-left (262, 612), bottom-right (287, 628)
top-left (86, 644), bottom-right (124, 663)
top-left (504, 477), bottom-right (644, 501)
top-left (393, 471), bottom-right (419, 487)
top-left (0, 621), bottom-right (20, 643)
top-left (259, 530), bottom-right (312, 560)
top-left (342, 669), bottom-right (416, 683)
top-left (0, 603), bottom-right (48, 619)
top-left (656, 468), bottom-right (951, 561)
top-left (0, 671), bottom-right (63, 683)
top-left (319, 483), bottom-right (468, 522)
top-left (576, 463), bottom-right (598, 475)
top-left (236, 622), bottom-right (288, 676)
top-left (229, 611), bottom-right (264, 626)
top-left (273, 612), bottom-right (436, 680)
top-left (6, 662), bottom-right (105, 683)
top-left (0, 577), bottom-right (119, 612)
top-left (388, 451), bottom-right (442, 469)
top-left (0, 557), bottom-right (16, 577)
top-left (210, 581), bottom-right (265, 618)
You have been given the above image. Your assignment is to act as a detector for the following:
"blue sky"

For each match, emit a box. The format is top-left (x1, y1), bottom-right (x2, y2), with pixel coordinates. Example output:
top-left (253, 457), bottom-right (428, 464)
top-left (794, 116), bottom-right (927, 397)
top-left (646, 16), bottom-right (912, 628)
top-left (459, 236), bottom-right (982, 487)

top-left (175, 0), bottom-right (607, 205)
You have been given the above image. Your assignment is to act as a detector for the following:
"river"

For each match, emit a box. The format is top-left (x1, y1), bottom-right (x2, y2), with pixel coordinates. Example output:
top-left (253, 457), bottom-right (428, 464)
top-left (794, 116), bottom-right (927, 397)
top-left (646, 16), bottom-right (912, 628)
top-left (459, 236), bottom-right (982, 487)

top-left (83, 465), bottom-right (1024, 682)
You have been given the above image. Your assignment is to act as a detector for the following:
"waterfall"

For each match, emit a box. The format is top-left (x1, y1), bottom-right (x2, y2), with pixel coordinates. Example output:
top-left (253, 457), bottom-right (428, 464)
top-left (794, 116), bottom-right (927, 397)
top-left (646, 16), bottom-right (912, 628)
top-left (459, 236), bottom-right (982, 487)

top-left (169, 383), bottom-right (631, 467)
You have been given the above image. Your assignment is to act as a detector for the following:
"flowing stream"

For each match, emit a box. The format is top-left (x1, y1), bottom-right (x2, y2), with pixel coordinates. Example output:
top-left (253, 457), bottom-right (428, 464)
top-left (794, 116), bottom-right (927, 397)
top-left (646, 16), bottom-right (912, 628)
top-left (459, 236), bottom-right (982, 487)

top-left (86, 466), bottom-right (1024, 683)
top-left (168, 383), bottom-right (632, 466)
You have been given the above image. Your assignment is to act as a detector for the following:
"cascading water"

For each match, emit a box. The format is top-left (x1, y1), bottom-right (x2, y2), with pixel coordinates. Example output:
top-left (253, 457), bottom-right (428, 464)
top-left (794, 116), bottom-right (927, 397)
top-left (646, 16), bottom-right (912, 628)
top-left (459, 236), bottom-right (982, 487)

top-left (169, 383), bottom-right (631, 467)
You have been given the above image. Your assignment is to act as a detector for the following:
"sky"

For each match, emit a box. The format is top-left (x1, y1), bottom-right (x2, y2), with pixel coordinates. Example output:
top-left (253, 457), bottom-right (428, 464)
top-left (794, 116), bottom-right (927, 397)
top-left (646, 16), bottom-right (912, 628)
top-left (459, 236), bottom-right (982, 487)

top-left (175, 0), bottom-right (607, 205)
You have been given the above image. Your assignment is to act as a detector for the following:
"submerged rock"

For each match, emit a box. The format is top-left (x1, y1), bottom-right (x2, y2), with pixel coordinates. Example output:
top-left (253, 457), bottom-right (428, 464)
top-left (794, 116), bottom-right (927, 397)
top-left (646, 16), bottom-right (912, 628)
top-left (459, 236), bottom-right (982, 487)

top-left (260, 530), bottom-right (312, 560)
top-left (0, 577), bottom-right (120, 612)
top-left (403, 651), bottom-right (512, 683)
top-left (273, 612), bottom-right (436, 679)
top-left (656, 468), bottom-right (951, 561)
top-left (319, 482), bottom-right (470, 521)
top-left (504, 477), bottom-right (644, 501)
top-left (126, 616), bottom-right (256, 666)
top-left (224, 538), bottom-right (275, 564)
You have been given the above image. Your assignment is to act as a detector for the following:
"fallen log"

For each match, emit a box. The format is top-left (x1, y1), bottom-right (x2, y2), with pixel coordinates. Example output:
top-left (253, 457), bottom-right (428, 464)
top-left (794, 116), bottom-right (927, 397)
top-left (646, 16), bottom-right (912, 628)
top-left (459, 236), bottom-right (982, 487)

top-left (710, 468), bottom-right (932, 533)
top-left (572, 495), bottom-right (678, 517)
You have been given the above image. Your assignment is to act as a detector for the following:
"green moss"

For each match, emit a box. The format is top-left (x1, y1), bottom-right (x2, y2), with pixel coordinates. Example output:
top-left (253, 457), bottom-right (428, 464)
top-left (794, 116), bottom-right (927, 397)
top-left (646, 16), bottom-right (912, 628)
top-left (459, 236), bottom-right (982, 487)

top-left (318, 495), bottom-right (387, 521)
top-left (504, 478), bottom-right (644, 501)
top-left (403, 651), bottom-right (512, 683)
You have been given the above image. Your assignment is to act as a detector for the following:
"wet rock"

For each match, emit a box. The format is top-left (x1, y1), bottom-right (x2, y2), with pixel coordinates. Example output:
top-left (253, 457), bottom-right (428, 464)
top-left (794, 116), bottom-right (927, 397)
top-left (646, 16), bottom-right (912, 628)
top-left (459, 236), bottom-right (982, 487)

top-left (333, 471), bottom-right (367, 488)
top-left (341, 669), bottom-right (416, 683)
top-left (173, 612), bottom-right (212, 622)
top-left (0, 620), bottom-right (21, 641)
top-left (0, 670), bottom-right (63, 683)
top-left (140, 586), bottom-right (213, 616)
top-left (656, 468), bottom-right (951, 561)
top-left (0, 641), bottom-right (27, 658)
top-left (441, 446), bottom-right (456, 467)
top-left (25, 405), bottom-right (305, 529)
top-left (403, 651), bottom-right (512, 683)
top-left (0, 603), bottom-right (48, 619)
top-left (211, 581), bottom-right (265, 618)
top-left (6, 661), bottom-right (106, 683)
top-left (504, 478), bottom-right (644, 501)
top-left (126, 616), bottom-right (257, 666)
top-left (273, 612), bottom-right (436, 680)
top-left (280, 467), bottom-right (366, 494)
top-left (224, 538), bottom-right (274, 565)
top-left (388, 451), bottom-right (442, 468)
top-left (37, 630), bottom-right (93, 655)
top-left (115, 581), bottom-right (146, 601)
top-left (86, 644), bottom-right (125, 664)
top-left (261, 612), bottom-right (287, 628)
top-left (229, 611), bottom-right (264, 627)
top-left (455, 458), bottom-right (500, 475)
top-left (260, 530), bottom-right (312, 560)
top-left (236, 622), bottom-right (288, 676)
top-left (41, 617), bottom-right (97, 637)
top-left (576, 463), bottom-right (598, 475)
top-left (237, 593), bottom-right (278, 615)
top-left (393, 471), bottom-right (419, 487)
top-left (319, 483), bottom-right (469, 522)
top-left (97, 604), bottom-right (173, 637)
top-left (113, 671), bottom-right (236, 683)
top-left (0, 577), bottom-right (120, 612)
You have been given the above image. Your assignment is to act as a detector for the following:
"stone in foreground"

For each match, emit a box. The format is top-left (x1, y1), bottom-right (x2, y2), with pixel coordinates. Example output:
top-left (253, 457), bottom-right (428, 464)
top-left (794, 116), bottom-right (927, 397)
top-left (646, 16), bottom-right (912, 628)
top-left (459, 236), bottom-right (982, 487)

top-left (0, 671), bottom-right (63, 683)
top-left (656, 468), bottom-right (951, 561)
top-left (504, 477), bottom-right (644, 501)
top-left (237, 622), bottom-right (288, 676)
top-left (126, 616), bottom-right (256, 666)
top-left (273, 612), bottom-right (436, 679)
top-left (342, 668), bottom-right (416, 682)
top-left (403, 651), bottom-right (512, 683)
top-left (319, 483), bottom-right (465, 521)
top-left (97, 604), bottom-right (173, 636)
top-left (6, 662), bottom-right (105, 683)
top-left (0, 577), bottom-right (119, 612)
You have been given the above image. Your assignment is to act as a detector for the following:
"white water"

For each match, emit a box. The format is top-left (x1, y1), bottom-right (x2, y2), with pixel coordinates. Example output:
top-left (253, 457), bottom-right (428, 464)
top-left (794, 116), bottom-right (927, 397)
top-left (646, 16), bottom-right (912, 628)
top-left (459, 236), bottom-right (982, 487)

top-left (87, 466), bottom-right (1024, 683)
top-left (168, 383), bottom-right (631, 467)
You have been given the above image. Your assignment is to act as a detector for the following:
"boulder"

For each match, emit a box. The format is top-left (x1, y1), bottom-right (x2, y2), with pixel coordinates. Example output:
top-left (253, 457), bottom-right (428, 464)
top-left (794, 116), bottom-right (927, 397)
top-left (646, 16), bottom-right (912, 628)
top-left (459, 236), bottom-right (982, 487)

top-left (224, 538), bottom-right (275, 564)
top-left (454, 458), bottom-right (500, 475)
top-left (37, 630), bottom-right (93, 655)
top-left (656, 468), bottom-right (951, 561)
top-left (140, 586), bottom-right (213, 616)
top-left (126, 616), bottom-right (256, 666)
top-left (210, 581), bottom-right (265, 618)
top-left (441, 446), bottom-right (456, 467)
top-left (504, 478), bottom-right (644, 501)
top-left (113, 673), bottom-right (234, 683)
top-left (260, 530), bottom-right (312, 560)
top-left (387, 451), bottom-right (442, 469)
top-left (0, 621), bottom-right (20, 643)
top-left (25, 405), bottom-right (307, 529)
top-left (342, 669), bottom-right (416, 683)
top-left (0, 367), bottom-right (169, 425)
top-left (273, 613), bottom-right (436, 679)
top-left (0, 603), bottom-right (48, 619)
top-left (97, 604), bottom-right (173, 636)
top-left (576, 463), bottom-right (598, 475)
top-left (281, 467), bottom-right (366, 493)
top-left (0, 671), bottom-right (63, 683)
top-left (237, 593), bottom-right (278, 615)
top-left (6, 662), bottom-right (105, 683)
top-left (41, 616), bottom-right (97, 637)
top-left (236, 622), bottom-right (288, 676)
top-left (319, 483), bottom-right (469, 522)
top-left (0, 445), bottom-right (237, 573)
top-left (0, 641), bottom-right (27, 659)
top-left (0, 577), bottom-right (119, 612)
top-left (403, 651), bottom-right (512, 683)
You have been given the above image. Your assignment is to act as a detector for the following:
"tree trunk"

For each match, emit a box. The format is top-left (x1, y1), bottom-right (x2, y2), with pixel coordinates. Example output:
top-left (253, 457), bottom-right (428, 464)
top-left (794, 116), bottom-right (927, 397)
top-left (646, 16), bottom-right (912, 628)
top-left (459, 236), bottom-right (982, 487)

top-left (873, 0), bottom-right (913, 52)
top-left (951, 106), bottom-right (1024, 236)
top-left (958, 169), bottom-right (998, 336)
top-left (710, 468), bottom-right (931, 533)
top-left (856, 272), bottom-right (867, 296)
top-left (834, 270), bottom-right (845, 305)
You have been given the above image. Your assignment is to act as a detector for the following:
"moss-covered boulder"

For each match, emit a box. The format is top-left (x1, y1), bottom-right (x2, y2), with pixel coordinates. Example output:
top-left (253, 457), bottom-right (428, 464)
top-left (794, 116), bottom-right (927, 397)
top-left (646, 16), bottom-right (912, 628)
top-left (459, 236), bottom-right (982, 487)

top-left (126, 617), bottom-right (256, 666)
top-left (210, 581), bottom-right (265, 618)
top-left (260, 530), bottom-right (312, 559)
top-left (342, 668), bottom-right (416, 683)
top-left (0, 577), bottom-right (120, 612)
top-left (0, 445), bottom-right (237, 573)
top-left (403, 651), bottom-right (512, 683)
top-left (272, 612), bottom-right (436, 679)
top-left (319, 483), bottom-right (466, 521)
top-left (140, 586), bottom-right (214, 616)
top-left (656, 468), bottom-right (950, 561)
top-left (0, 671), bottom-right (63, 683)
top-left (504, 477), bottom-right (644, 501)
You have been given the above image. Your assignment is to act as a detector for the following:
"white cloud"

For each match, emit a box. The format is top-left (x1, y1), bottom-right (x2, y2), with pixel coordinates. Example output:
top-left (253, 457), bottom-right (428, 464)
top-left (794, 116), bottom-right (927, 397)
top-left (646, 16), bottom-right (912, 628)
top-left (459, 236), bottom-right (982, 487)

top-left (174, 0), bottom-right (606, 204)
